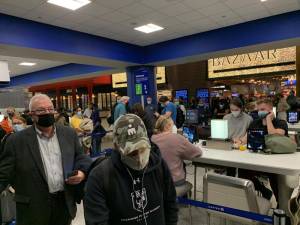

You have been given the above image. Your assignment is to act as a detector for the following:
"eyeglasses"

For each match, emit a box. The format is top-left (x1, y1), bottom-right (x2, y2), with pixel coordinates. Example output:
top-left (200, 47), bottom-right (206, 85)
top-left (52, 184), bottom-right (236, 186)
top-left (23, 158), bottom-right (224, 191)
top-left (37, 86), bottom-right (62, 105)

top-left (31, 108), bottom-right (55, 115)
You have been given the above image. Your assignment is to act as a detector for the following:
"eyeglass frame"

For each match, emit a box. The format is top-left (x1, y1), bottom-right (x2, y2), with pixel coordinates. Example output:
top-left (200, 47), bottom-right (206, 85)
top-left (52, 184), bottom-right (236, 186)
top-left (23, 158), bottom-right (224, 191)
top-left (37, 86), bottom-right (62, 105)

top-left (30, 108), bottom-right (55, 115)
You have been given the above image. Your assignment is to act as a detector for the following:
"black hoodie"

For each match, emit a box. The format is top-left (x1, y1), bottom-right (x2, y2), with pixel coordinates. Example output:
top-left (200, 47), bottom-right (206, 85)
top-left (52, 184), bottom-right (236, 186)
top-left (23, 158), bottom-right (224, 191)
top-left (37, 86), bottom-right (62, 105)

top-left (84, 145), bottom-right (178, 225)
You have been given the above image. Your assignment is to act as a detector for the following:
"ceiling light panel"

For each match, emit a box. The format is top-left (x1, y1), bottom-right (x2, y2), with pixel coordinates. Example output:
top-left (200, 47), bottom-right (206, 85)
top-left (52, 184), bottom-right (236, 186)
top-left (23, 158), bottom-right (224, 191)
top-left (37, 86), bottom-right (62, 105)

top-left (47, 0), bottom-right (91, 11)
top-left (134, 23), bottom-right (164, 33)
top-left (19, 62), bottom-right (36, 66)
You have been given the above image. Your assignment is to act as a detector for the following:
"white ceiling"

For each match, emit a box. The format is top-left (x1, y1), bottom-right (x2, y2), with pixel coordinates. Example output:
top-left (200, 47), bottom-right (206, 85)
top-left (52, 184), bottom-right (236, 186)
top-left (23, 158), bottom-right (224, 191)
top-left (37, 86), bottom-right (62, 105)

top-left (0, 0), bottom-right (300, 46)
top-left (0, 55), bottom-right (66, 77)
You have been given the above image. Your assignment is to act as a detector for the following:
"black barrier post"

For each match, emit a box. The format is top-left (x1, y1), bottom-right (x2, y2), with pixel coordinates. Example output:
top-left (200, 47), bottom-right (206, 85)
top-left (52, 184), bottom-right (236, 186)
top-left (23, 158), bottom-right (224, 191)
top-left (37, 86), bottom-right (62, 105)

top-left (273, 209), bottom-right (286, 225)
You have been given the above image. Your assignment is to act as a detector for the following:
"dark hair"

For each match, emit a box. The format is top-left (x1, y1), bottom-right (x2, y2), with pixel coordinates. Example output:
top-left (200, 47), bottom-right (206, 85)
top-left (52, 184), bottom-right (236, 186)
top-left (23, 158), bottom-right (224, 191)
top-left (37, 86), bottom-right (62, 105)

top-left (159, 96), bottom-right (169, 103)
top-left (230, 98), bottom-right (243, 109)
top-left (132, 103), bottom-right (145, 118)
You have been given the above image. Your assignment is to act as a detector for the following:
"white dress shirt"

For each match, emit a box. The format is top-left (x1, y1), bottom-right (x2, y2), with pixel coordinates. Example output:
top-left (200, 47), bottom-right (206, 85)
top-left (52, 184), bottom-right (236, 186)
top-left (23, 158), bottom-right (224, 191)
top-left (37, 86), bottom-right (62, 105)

top-left (36, 127), bottom-right (64, 193)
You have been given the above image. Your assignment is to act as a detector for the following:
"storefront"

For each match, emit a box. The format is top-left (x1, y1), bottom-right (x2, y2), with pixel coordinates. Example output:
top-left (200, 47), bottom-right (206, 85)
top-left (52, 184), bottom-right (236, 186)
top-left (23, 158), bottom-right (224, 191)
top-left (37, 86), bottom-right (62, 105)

top-left (207, 46), bottom-right (297, 97)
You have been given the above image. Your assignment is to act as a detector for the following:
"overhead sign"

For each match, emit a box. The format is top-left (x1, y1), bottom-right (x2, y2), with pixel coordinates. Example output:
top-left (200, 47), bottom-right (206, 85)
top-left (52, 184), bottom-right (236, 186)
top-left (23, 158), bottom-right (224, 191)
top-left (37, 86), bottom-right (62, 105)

top-left (208, 47), bottom-right (296, 79)
top-left (112, 67), bottom-right (166, 88)
top-left (134, 69), bottom-right (149, 96)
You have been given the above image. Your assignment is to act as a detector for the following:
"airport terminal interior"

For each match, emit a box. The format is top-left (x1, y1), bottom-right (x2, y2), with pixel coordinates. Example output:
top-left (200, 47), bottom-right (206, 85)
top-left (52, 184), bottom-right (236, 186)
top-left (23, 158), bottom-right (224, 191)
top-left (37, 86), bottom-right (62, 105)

top-left (1, 0), bottom-right (300, 225)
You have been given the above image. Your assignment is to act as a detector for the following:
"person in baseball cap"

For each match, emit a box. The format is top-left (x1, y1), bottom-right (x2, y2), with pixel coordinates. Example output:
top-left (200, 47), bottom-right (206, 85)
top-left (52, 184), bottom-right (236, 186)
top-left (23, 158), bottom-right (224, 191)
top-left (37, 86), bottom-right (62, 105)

top-left (113, 113), bottom-right (151, 170)
top-left (84, 114), bottom-right (178, 225)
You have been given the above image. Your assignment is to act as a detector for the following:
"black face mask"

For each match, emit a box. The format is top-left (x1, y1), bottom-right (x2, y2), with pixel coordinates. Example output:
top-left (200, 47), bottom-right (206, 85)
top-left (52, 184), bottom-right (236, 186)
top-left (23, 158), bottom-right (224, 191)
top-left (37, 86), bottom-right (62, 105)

top-left (37, 114), bottom-right (55, 127)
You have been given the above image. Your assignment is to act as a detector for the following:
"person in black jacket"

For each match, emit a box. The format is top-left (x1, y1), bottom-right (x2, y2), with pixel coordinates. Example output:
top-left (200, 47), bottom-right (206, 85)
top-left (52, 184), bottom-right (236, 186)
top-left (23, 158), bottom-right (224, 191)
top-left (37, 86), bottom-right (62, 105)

top-left (0, 94), bottom-right (92, 225)
top-left (132, 103), bottom-right (154, 139)
top-left (84, 114), bottom-right (178, 225)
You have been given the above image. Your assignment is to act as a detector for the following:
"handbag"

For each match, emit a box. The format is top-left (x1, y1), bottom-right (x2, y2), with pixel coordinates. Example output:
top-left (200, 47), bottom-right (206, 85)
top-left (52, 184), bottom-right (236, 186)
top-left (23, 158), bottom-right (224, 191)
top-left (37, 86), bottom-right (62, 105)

top-left (264, 134), bottom-right (297, 154)
top-left (0, 188), bottom-right (16, 223)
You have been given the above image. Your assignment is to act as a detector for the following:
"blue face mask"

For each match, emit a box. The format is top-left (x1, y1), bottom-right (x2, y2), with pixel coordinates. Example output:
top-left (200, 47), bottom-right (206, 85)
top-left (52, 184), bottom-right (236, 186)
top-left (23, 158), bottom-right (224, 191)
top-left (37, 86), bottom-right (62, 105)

top-left (77, 111), bottom-right (82, 117)
top-left (13, 124), bottom-right (25, 132)
top-left (258, 111), bottom-right (269, 119)
top-left (160, 103), bottom-right (164, 108)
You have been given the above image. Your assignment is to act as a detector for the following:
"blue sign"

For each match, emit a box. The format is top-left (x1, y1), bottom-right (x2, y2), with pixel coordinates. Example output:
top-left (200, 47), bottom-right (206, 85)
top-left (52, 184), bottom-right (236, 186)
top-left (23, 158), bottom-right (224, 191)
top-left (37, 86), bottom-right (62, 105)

top-left (134, 68), bottom-right (150, 96)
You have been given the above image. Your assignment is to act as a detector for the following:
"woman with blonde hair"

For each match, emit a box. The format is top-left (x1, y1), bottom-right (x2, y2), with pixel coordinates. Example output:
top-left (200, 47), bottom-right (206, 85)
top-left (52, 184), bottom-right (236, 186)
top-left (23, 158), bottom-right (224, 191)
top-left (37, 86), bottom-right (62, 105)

top-left (151, 116), bottom-right (202, 186)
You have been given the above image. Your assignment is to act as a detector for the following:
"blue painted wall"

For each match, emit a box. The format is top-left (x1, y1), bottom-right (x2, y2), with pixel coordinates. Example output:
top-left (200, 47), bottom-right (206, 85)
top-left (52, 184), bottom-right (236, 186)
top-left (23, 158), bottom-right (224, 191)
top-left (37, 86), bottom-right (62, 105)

top-left (0, 13), bottom-right (145, 64)
top-left (1, 10), bottom-right (300, 87)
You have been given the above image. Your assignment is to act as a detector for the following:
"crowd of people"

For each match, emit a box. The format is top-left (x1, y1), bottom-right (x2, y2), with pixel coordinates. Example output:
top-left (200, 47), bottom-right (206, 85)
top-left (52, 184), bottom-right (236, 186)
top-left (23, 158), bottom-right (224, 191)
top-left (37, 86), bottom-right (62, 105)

top-left (0, 93), bottom-right (204, 225)
top-left (0, 90), bottom-right (298, 225)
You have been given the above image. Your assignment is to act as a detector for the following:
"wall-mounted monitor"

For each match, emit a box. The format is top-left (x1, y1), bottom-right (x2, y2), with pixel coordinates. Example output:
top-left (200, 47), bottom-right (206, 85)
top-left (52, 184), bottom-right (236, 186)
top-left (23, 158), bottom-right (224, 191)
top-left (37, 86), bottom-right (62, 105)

top-left (196, 88), bottom-right (209, 98)
top-left (185, 109), bottom-right (199, 124)
top-left (174, 89), bottom-right (188, 103)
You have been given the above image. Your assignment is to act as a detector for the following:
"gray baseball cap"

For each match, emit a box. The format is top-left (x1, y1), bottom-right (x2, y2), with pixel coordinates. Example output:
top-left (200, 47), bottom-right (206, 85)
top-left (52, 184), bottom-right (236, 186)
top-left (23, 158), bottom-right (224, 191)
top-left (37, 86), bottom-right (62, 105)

top-left (113, 114), bottom-right (150, 155)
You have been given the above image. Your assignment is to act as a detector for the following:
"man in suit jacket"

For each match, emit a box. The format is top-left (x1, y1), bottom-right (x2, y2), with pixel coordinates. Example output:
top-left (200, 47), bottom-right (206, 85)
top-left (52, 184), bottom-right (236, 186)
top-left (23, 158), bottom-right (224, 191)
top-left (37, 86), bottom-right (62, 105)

top-left (0, 94), bottom-right (92, 225)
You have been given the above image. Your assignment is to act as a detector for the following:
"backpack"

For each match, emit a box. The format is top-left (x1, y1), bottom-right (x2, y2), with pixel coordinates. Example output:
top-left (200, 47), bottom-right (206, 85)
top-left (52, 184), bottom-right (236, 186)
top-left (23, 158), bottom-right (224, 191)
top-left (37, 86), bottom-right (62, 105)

top-left (0, 133), bottom-right (16, 224)
top-left (176, 106), bottom-right (185, 128)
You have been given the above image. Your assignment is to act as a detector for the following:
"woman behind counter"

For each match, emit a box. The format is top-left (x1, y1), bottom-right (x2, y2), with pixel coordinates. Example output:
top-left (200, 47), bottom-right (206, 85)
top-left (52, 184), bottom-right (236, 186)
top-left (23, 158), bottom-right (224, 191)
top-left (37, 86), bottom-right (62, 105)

top-left (223, 98), bottom-right (253, 143)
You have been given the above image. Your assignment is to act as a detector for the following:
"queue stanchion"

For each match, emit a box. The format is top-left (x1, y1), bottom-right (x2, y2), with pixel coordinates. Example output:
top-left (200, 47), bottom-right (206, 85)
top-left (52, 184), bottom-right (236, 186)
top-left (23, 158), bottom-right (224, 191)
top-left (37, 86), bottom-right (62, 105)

top-left (273, 209), bottom-right (286, 225)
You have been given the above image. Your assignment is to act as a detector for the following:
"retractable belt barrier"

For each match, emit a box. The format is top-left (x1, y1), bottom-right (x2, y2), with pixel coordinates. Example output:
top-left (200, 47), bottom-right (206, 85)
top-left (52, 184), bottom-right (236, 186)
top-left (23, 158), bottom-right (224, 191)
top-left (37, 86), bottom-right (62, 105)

top-left (177, 197), bottom-right (274, 224)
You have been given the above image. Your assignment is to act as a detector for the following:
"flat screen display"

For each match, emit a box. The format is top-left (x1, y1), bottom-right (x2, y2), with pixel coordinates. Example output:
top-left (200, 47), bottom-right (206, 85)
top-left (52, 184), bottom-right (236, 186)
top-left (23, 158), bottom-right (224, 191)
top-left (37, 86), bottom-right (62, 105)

top-left (247, 129), bottom-right (265, 151)
top-left (211, 120), bottom-right (228, 140)
top-left (185, 109), bottom-right (198, 124)
top-left (175, 89), bottom-right (188, 103)
top-left (196, 88), bottom-right (209, 98)
top-left (183, 126), bottom-right (197, 143)
top-left (287, 111), bottom-right (299, 124)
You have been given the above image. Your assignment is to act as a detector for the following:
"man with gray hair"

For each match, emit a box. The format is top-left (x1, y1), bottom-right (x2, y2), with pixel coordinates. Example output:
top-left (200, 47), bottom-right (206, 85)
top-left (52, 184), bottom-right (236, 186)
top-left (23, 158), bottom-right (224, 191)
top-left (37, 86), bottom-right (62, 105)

top-left (84, 114), bottom-right (178, 225)
top-left (114, 96), bottom-right (130, 122)
top-left (0, 94), bottom-right (92, 225)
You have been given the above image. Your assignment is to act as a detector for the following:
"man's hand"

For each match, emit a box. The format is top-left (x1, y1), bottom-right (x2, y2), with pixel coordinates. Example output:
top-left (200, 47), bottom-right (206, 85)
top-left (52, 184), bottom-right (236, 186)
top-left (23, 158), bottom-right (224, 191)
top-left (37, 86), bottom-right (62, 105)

top-left (65, 170), bottom-right (85, 185)
top-left (266, 112), bottom-right (275, 121)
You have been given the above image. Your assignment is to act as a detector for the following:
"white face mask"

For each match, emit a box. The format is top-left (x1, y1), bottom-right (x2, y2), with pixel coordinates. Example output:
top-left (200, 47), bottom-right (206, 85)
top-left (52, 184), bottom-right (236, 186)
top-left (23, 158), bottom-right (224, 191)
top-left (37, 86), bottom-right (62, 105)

top-left (232, 111), bottom-right (241, 117)
top-left (147, 100), bottom-right (152, 105)
top-left (121, 148), bottom-right (150, 171)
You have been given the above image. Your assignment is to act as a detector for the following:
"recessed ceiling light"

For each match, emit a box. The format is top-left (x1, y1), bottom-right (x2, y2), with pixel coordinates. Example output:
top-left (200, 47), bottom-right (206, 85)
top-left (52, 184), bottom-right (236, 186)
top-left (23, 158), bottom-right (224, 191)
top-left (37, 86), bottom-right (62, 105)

top-left (134, 23), bottom-right (164, 34)
top-left (261, 0), bottom-right (267, 2)
top-left (19, 62), bottom-right (36, 66)
top-left (47, 0), bottom-right (91, 11)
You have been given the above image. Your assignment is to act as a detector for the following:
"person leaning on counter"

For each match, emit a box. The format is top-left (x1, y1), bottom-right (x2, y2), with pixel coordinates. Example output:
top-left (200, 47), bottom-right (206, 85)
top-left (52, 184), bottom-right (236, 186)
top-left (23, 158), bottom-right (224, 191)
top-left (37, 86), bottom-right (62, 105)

top-left (237, 98), bottom-right (288, 201)
top-left (236, 98), bottom-right (288, 146)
